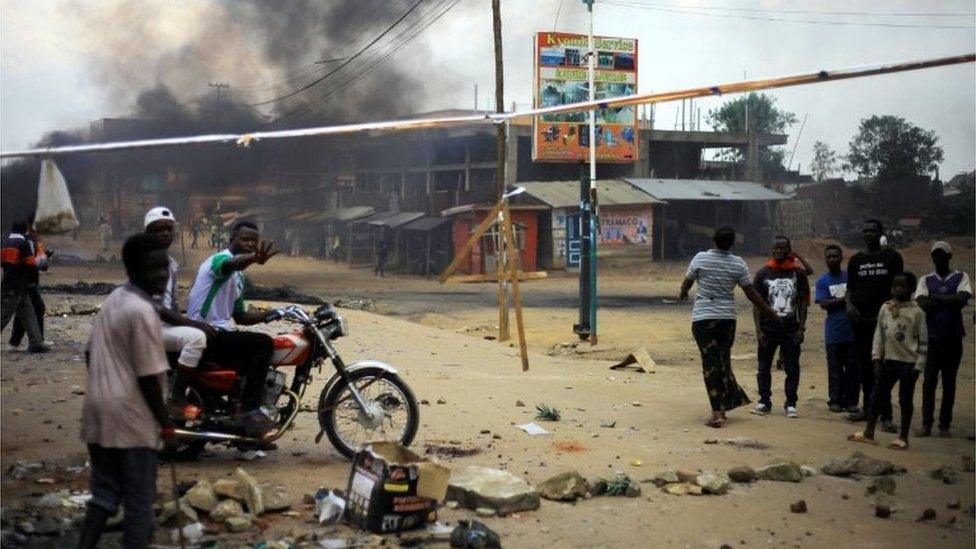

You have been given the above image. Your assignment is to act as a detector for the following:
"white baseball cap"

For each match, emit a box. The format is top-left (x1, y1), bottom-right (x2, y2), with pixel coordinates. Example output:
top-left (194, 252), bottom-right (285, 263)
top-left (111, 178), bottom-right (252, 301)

top-left (931, 240), bottom-right (953, 255)
top-left (144, 206), bottom-right (176, 229)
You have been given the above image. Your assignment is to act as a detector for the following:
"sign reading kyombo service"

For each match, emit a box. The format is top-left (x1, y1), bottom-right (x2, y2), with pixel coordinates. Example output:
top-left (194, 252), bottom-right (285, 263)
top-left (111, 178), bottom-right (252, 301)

top-left (533, 32), bottom-right (638, 163)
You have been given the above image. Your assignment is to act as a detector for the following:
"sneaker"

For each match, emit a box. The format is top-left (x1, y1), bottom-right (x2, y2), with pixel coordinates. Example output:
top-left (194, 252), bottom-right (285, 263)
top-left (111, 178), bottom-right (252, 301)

top-left (846, 409), bottom-right (866, 422)
top-left (785, 406), bottom-right (799, 418)
top-left (26, 345), bottom-right (51, 354)
top-left (914, 426), bottom-right (932, 437)
top-left (752, 403), bottom-right (772, 415)
top-left (881, 420), bottom-right (898, 434)
top-left (828, 404), bottom-right (844, 413)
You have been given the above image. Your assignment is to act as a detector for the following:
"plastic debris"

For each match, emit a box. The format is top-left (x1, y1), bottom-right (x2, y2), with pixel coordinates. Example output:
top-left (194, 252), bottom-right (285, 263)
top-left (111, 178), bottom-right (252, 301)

top-left (515, 423), bottom-right (550, 436)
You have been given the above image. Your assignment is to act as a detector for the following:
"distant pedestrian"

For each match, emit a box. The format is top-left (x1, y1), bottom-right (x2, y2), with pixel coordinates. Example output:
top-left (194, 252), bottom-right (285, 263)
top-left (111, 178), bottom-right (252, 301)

top-left (752, 236), bottom-right (809, 419)
top-left (1, 221), bottom-right (47, 353)
top-left (848, 272), bottom-right (925, 450)
top-left (76, 233), bottom-right (175, 548)
top-left (190, 221), bottom-right (200, 249)
top-left (815, 245), bottom-right (858, 413)
top-left (679, 226), bottom-right (780, 428)
top-left (374, 237), bottom-right (389, 277)
top-left (10, 217), bottom-right (49, 348)
top-left (97, 218), bottom-right (112, 252)
top-left (845, 218), bottom-right (902, 434)
top-left (914, 241), bottom-right (971, 438)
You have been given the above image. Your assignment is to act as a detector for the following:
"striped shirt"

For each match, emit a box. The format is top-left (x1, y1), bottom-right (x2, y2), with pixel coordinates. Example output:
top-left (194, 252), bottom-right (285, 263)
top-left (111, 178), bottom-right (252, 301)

top-left (685, 249), bottom-right (752, 322)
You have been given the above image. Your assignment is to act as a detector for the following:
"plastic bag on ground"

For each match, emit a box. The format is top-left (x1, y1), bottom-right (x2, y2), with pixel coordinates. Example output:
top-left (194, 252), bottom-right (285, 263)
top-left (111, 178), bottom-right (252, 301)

top-left (34, 158), bottom-right (79, 234)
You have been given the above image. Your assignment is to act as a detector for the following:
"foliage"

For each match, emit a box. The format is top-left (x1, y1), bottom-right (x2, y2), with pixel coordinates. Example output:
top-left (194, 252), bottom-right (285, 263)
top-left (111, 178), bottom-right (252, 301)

top-left (534, 403), bottom-right (561, 421)
top-left (706, 92), bottom-right (797, 170)
top-left (845, 115), bottom-right (943, 180)
top-left (810, 141), bottom-right (838, 181)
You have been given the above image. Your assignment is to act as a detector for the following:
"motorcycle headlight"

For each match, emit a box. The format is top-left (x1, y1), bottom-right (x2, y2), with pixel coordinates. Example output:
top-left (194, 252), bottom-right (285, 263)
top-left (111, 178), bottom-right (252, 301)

top-left (334, 316), bottom-right (348, 338)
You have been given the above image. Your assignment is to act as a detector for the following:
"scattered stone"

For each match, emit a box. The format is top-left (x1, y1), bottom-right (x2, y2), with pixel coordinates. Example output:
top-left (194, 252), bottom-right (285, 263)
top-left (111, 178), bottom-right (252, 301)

top-left (727, 466), bottom-right (758, 484)
top-left (696, 473), bottom-right (731, 495)
top-left (875, 504), bottom-right (892, 519)
top-left (631, 401), bottom-right (642, 407)
top-left (475, 508), bottom-right (496, 518)
top-left (600, 420), bottom-right (616, 428)
top-left (821, 456), bottom-right (856, 477)
top-left (262, 486), bottom-right (293, 512)
top-left (789, 500), bottom-right (808, 514)
top-left (159, 500), bottom-right (199, 525)
top-left (225, 516), bottom-right (252, 533)
top-left (420, 399), bottom-right (430, 405)
top-left (214, 478), bottom-right (244, 501)
top-left (917, 508), bottom-right (937, 522)
top-left (184, 480), bottom-right (218, 512)
top-left (756, 461), bottom-right (803, 483)
top-left (865, 476), bottom-right (896, 496)
top-left (446, 466), bottom-right (540, 515)
top-left (663, 483), bottom-right (703, 496)
top-left (800, 466), bottom-right (818, 478)
top-left (515, 400), bottom-right (525, 407)
top-left (538, 471), bottom-right (589, 501)
top-left (210, 499), bottom-right (245, 522)
top-left (702, 437), bottom-right (768, 450)
top-left (676, 470), bottom-right (699, 483)
top-left (436, 398), bottom-right (447, 405)
top-left (236, 468), bottom-right (264, 515)
top-left (587, 477), bottom-right (607, 497)
top-left (930, 466), bottom-right (958, 485)
top-left (651, 470), bottom-right (680, 487)
top-left (822, 452), bottom-right (898, 477)
top-left (947, 499), bottom-right (961, 510)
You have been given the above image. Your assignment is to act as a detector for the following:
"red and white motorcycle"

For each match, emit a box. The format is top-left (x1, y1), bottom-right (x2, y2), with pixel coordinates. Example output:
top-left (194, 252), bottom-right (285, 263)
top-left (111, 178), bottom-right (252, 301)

top-left (171, 304), bottom-right (418, 459)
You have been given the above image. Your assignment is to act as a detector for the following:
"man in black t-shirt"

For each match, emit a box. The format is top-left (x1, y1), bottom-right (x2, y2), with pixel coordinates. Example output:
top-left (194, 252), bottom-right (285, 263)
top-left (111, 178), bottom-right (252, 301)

top-left (845, 218), bottom-right (903, 429)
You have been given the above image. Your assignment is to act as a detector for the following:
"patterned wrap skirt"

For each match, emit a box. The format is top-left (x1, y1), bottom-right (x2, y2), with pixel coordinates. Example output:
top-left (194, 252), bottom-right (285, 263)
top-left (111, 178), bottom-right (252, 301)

top-left (692, 319), bottom-right (751, 412)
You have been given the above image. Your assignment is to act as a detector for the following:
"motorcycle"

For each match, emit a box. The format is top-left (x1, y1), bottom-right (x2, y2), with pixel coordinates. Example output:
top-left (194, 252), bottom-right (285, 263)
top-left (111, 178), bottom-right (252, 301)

top-left (169, 304), bottom-right (419, 460)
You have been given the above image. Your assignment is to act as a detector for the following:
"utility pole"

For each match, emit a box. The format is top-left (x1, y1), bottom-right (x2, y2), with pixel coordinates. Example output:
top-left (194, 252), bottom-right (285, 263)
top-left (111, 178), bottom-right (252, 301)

top-left (208, 82), bottom-right (229, 123)
top-left (574, 0), bottom-right (598, 344)
top-left (492, 0), bottom-right (510, 341)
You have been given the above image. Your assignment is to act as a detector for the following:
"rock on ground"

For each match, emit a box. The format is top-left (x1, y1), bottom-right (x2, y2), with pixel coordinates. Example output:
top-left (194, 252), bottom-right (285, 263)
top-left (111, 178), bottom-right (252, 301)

top-left (695, 473), bottom-right (731, 495)
top-left (651, 470), bottom-right (680, 487)
top-left (587, 477), bottom-right (607, 497)
top-left (214, 478), bottom-right (245, 501)
top-left (663, 483), bottom-right (703, 496)
top-left (865, 476), bottom-right (896, 496)
top-left (727, 466), bottom-right (757, 483)
top-left (184, 480), bottom-right (218, 513)
top-left (538, 471), bottom-right (589, 501)
top-left (756, 461), bottom-right (803, 483)
top-left (225, 515), bottom-right (252, 533)
top-left (210, 499), bottom-right (245, 523)
top-left (446, 466), bottom-right (540, 515)
top-left (261, 485), bottom-right (293, 512)
top-left (790, 500), bottom-right (808, 514)
top-left (236, 468), bottom-right (265, 516)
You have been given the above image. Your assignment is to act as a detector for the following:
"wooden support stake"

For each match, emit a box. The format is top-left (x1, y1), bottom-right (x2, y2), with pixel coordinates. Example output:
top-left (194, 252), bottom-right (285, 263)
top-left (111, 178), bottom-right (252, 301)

top-left (438, 201), bottom-right (503, 283)
top-left (502, 203), bottom-right (529, 371)
top-left (443, 271), bottom-right (548, 284)
top-left (497, 209), bottom-right (510, 341)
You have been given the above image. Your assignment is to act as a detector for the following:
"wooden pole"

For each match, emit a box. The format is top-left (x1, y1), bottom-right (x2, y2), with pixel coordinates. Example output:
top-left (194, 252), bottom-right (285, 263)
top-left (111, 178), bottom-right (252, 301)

top-left (492, 0), bottom-right (510, 342)
top-left (439, 201), bottom-right (503, 283)
top-left (502, 202), bottom-right (529, 371)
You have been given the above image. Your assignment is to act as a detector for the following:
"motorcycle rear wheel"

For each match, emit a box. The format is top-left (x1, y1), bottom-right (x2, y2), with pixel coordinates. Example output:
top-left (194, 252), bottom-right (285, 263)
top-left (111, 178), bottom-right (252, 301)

top-left (318, 367), bottom-right (419, 459)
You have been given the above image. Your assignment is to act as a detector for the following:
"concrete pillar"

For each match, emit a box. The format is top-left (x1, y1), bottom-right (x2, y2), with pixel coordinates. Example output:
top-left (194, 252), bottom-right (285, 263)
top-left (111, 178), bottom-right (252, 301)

top-left (746, 133), bottom-right (761, 183)
top-left (504, 125), bottom-right (518, 186)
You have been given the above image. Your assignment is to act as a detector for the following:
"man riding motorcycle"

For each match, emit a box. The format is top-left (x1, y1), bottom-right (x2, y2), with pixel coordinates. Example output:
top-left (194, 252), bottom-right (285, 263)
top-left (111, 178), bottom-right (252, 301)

top-left (186, 220), bottom-right (279, 434)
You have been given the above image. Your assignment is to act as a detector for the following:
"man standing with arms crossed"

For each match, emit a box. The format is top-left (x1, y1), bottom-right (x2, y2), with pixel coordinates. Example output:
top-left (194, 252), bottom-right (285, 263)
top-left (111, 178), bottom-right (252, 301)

top-left (846, 219), bottom-right (902, 432)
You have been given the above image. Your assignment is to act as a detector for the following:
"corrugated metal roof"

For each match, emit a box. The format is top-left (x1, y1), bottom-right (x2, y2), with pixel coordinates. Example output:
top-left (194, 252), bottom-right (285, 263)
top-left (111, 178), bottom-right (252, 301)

top-left (623, 178), bottom-right (788, 201)
top-left (518, 179), bottom-right (664, 208)
top-left (324, 206), bottom-right (375, 222)
top-left (402, 216), bottom-right (451, 232)
top-left (368, 211), bottom-right (425, 228)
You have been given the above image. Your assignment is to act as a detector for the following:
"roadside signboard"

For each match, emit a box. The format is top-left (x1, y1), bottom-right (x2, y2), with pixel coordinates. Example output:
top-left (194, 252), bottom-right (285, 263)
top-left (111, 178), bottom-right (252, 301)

top-left (532, 32), bottom-right (638, 163)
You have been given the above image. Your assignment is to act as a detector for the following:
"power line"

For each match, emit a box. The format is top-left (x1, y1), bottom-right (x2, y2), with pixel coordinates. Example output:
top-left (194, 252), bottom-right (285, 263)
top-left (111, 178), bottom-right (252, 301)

top-left (604, 0), bottom-right (975, 18)
top-left (267, 0), bottom-right (463, 125)
top-left (245, 0), bottom-right (427, 107)
top-left (603, 0), bottom-right (976, 29)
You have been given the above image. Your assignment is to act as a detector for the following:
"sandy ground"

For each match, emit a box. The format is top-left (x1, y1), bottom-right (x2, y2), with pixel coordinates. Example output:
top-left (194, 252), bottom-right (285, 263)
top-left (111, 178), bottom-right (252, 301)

top-left (2, 234), bottom-right (974, 547)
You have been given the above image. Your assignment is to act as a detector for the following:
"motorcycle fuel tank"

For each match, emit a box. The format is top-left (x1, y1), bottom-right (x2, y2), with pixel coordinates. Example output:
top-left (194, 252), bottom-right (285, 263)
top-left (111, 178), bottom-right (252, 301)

top-left (271, 332), bottom-right (311, 366)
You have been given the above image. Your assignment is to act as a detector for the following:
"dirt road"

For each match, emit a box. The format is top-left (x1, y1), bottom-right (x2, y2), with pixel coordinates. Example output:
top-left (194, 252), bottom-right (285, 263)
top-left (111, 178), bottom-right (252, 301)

top-left (2, 236), bottom-right (974, 547)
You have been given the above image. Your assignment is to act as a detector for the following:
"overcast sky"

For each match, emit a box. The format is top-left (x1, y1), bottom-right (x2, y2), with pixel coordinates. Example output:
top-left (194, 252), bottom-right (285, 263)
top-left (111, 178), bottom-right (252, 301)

top-left (2, 0), bottom-right (974, 177)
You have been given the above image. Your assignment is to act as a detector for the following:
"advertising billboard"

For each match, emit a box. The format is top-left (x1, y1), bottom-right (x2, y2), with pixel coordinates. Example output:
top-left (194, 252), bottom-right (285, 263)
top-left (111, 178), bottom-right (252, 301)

top-left (533, 32), bottom-right (638, 163)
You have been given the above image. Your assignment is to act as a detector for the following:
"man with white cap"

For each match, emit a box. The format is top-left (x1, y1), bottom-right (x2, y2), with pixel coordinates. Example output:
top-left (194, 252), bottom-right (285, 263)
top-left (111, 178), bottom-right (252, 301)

top-left (914, 240), bottom-right (971, 438)
top-left (144, 207), bottom-right (214, 417)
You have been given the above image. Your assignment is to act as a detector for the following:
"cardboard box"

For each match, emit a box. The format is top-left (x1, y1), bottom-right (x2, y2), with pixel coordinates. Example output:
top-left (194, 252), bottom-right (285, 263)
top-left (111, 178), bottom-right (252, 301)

top-left (344, 442), bottom-right (451, 533)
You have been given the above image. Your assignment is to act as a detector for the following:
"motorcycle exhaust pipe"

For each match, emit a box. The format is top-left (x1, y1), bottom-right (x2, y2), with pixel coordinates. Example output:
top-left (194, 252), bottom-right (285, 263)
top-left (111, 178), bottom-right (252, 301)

top-left (172, 428), bottom-right (253, 443)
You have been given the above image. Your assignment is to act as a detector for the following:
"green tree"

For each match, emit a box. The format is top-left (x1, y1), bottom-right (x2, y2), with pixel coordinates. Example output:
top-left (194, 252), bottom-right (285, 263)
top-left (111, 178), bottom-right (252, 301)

top-left (706, 92), bottom-right (797, 170)
top-left (810, 141), bottom-right (838, 181)
top-left (845, 115), bottom-right (943, 180)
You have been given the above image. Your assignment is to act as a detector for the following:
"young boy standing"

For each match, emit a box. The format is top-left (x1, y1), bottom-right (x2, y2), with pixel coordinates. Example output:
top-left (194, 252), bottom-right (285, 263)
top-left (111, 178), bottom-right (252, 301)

top-left (815, 245), bottom-right (858, 413)
top-left (77, 234), bottom-right (176, 548)
top-left (848, 272), bottom-right (926, 450)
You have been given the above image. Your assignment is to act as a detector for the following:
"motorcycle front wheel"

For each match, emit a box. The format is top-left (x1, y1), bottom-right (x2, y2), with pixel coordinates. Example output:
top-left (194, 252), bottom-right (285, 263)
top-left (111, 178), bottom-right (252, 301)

top-left (318, 366), bottom-right (419, 459)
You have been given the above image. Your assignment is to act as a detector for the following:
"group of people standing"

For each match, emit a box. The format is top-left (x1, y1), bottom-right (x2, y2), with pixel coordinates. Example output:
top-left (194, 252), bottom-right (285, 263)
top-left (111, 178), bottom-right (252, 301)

top-left (682, 220), bottom-right (969, 451)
